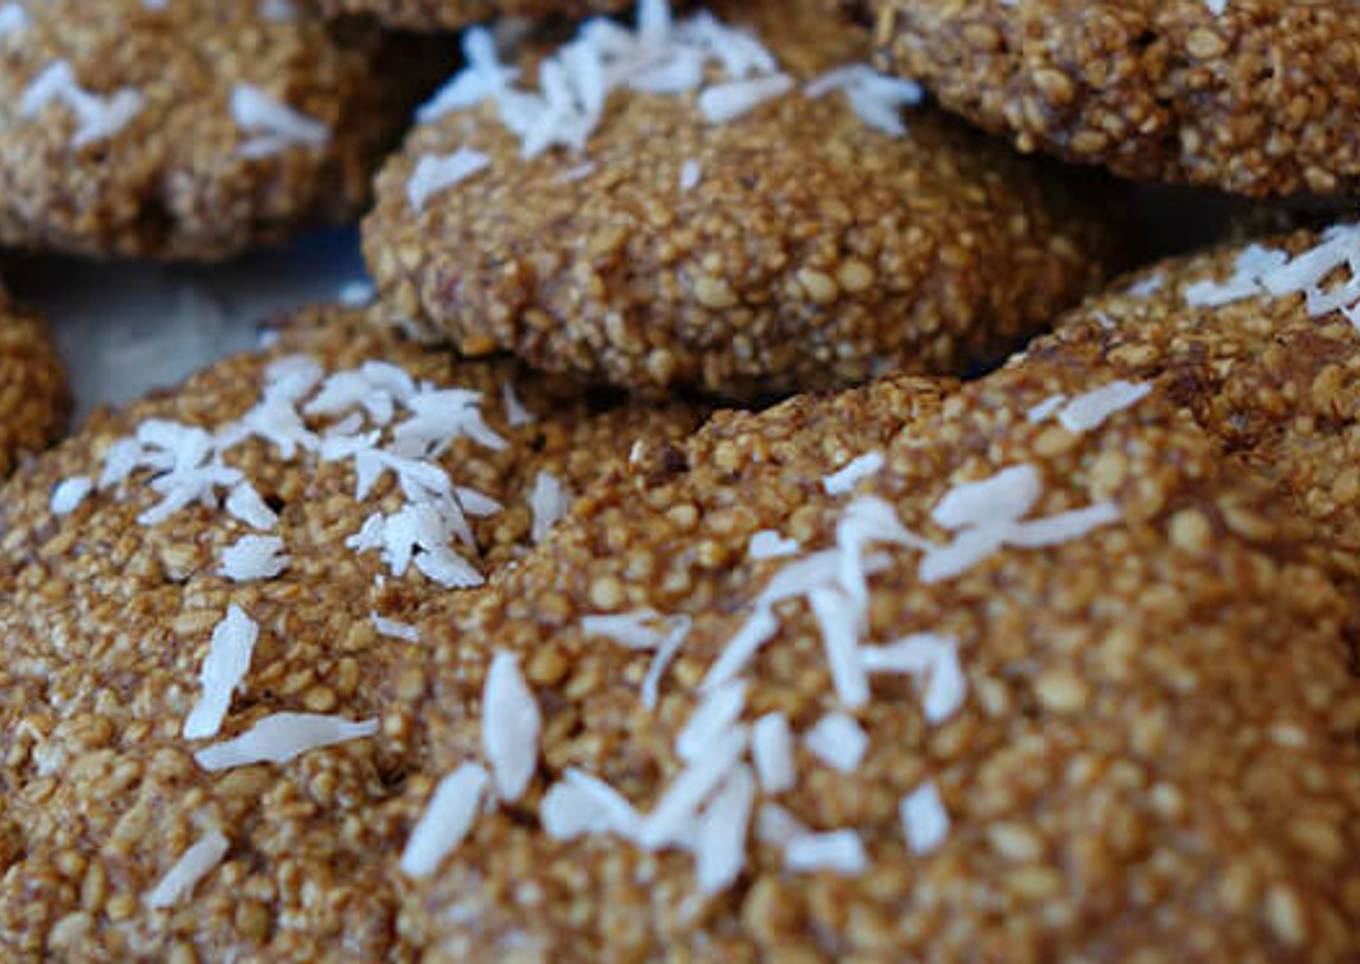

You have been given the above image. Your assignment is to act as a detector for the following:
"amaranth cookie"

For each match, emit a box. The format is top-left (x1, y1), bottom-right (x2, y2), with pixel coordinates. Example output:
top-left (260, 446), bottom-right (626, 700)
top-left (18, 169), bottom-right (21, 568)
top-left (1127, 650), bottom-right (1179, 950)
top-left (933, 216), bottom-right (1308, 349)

top-left (872, 0), bottom-right (1360, 198)
top-left (1018, 223), bottom-right (1360, 560)
top-left (0, 302), bottom-right (702, 959)
top-left (364, 0), bottom-right (1113, 399)
top-left (393, 360), bottom-right (1360, 959)
top-left (318, 0), bottom-right (631, 33)
top-left (0, 0), bottom-right (440, 259)
top-left (0, 288), bottom-right (65, 478)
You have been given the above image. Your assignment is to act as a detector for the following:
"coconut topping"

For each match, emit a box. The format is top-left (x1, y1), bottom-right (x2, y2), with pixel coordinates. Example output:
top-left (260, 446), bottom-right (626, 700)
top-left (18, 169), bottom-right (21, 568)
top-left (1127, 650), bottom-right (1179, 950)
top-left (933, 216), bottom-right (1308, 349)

top-left (144, 831), bottom-right (230, 909)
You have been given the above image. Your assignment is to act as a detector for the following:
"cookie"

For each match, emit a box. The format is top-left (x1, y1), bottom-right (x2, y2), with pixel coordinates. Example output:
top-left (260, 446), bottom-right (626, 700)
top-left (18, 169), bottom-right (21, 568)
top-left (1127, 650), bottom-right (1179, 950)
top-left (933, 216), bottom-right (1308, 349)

top-left (319, 0), bottom-right (631, 33)
top-left (0, 290), bottom-right (66, 478)
top-left (0, 0), bottom-right (441, 259)
top-left (1019, 224), bottom-right (1360, 558)
top-left (871, 0), bottom-right (1360, 198)
top-left (393, 359), bottom-right (1360, 959)
top-left (364, 0), bottom-right (1113, 399)
top-left (0, 303), bottom-right (703, 958)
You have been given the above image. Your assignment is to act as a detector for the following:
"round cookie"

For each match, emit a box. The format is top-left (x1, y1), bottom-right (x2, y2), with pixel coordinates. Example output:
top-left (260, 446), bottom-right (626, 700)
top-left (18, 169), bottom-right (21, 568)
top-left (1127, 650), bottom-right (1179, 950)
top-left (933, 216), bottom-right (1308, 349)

top-left (393, 360), bottom-right (1360, 959)
top-left (319, 0), bottom-right (631, 33)
top-left (1018, 224), bottom-right (1360, 558)
top-left (0, 302), bottom-right (703, 958)
top-left (0, 0), bottom-right (443, 259)
top-left (871, 0), bottom-right (1360, 198)
top-left (0, 289), bottom-right (66, 478)
top-left (364, 0), bottom-right (1113, 399)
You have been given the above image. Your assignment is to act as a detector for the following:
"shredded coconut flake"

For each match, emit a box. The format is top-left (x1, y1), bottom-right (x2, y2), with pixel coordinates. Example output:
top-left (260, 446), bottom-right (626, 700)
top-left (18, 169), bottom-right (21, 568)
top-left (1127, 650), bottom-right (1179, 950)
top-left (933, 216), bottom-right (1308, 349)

top-left (145, 831), bottom-right (229, 909)
top-left (371, 612), bottom-right (421, 643)
top-left (803, 712), bottom-right (868, 773)
top-left (219, 534), bottom-right (290, 582)
top-left (676, 679), bottom-right (747, 762)
top-left (400, 762), bottom-right (488, 877)
top-left (756, 802), bottom-right (809, 847)
top-left (193, 712), bottom-right (378, 771)
top-left (1057, 380), bottom-right (1152, 434)
top-left (805, 64), bottom-right (922, 136)
top-left (698, 73), bottom-right (793, 123)
top-left (822, 451), bottom-right (884, 496)
top-left (541, 767), bottom-right (643, 842)
top-left (529, 470), bottom-right (570, 542)
top-left (182, 605), bottom-right (259, 740)
top-left (407, 148), bottom-right (491, 212)
top-left (21, 60), bottom-right (144, 148)
top-left (785, 829), bottom-right (867, 875)
top-left (501, 379), bottom-right (534, 426)
top-left (695, 764), bottom-right (755, 895)
top-left (679, 158), bottom-right (702, 191)
top-left (638, 724), bottom-right (747, 850)
top-left (748, 529), bottom-right (798, 560)
top-left (482, 651), bottom-right (541, 802)
top-left (231, 83), bottom-right (329, 158)
top-left (50, 476), bottom-right (92, 516)
top-left (901, 779), bottom-right (949, 854)
top-left (751, 711), bottom-right (795, 793)
top-left (1025, 394), bottom-right (1068, 424)
top-left (931, 465), bottom-right (1041, 530)
top-left (224, 481), bottom-right (278, 530)
top-left (861, 633), bottom-right (965, 724)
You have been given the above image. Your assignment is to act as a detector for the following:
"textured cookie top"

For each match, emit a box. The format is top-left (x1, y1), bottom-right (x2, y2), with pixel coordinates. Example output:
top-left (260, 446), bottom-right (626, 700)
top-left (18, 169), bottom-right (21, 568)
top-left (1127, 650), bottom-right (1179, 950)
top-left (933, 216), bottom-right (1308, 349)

top-left (1023, 223), bottom-right (1360, 562)
top-left (364, 0), bottom-right (1111, 399)
top-left (0, 0), bottom-right (437, 259)
top-left (0, 304), bottom-right (702, 958)
top-left (319, 0), bottom-right (632, 32)
top-left (0, 290), bottom-right (66, 478)
top-left (394, 360), bottom-right (1360, 959)
top-left (872, 0), bottom-right (1360, 198)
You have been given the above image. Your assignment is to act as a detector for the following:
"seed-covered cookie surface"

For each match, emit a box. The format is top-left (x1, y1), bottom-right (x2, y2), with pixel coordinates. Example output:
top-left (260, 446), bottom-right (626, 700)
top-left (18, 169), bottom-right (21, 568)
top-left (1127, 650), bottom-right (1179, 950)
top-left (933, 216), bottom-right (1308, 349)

top-left (0, 0), bottom-right (440, 259)
top-left (1021, 226), bottom-right (1360, 558)
top-left (319, 0), bottom-right (631, 32)
top-left (0, 304), bottom-right (702, 958)
top-left (871, 0), bottom-right (1360, 198)
top-left (365, 0), bottom-right (1113, 399)
top-left (0, 290), bottom-right (66, 478)
top-left (393, 360), bottom-right (1360, 959)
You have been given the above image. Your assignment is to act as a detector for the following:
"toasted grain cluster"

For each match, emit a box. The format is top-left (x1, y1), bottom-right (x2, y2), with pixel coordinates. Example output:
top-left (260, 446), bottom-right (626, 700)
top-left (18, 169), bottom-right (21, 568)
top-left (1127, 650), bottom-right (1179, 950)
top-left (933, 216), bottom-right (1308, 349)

top-left (1019, 230), bottom-right (1360, 564)
top-left (872, 0), bottom-right (1360, 198)
top-left (395, 359), bottom-right (1360, 960)
top-left (0, 304), bottom-right (702, 959)
top-left (0, 0), bottom-right (442, 259)
top-left (364, 0), bottom-right (1112, 400)
top-left (0, 292), bottom-right (66, 478)
top-left (318, 0), bottom-right (631, 32)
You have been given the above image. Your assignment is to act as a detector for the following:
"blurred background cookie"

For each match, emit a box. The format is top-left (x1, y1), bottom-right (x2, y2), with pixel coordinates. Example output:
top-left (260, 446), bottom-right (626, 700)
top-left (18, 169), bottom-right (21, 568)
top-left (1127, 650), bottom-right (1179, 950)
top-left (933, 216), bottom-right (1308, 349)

top-left (318, 0), bottom-right (631, 32)
top-left (0, 0), bottom-right (444, 259)
top-left (364, 0), bottom-right (1116, 399)
top-left (0, 287), bottom-right (66, 477)
top-left (394, 359), bottom-right (1360, 959)
top-left (871, 0), bottom-right (1360, 198)
top-left (0, 302), bottom-right (702, 958)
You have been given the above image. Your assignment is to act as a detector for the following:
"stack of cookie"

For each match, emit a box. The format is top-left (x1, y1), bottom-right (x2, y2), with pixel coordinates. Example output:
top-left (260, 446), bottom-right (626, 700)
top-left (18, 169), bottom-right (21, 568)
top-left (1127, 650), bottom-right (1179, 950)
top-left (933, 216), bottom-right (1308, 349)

top-left (0, 0), bottom-right (1357, 959)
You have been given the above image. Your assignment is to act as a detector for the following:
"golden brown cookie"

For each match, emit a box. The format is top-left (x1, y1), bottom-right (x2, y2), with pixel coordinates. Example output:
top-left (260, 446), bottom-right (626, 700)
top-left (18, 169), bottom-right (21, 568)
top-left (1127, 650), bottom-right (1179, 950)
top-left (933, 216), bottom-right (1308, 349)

top-left (393, 359), bottom-right (1360, 960)
top-left (364, 0), bottom-right (1113, 399)
top-left (319, 0), bottom-right (631, 32)
top-left (0, 302), bottom-right (703, 959)
top-left (0, 290), bottom-right (65, 478)
top-left (872, 0), bottom-right (1360, 198)
top-left (1019, 224), bottom-right (1360, 560)
top-left (0, 0), bottom-right (441, 259)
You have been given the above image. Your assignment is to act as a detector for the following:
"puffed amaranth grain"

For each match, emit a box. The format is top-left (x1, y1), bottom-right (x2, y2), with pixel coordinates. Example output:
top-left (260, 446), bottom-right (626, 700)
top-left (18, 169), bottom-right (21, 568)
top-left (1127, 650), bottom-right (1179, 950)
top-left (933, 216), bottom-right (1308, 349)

top-left (0, 0), bottom-right (442, 259)
top-left (364, 0), bottom-right (1113, 399)
top-left (0, 303), bottom-right (703, 960)
top-left (318, 0), bottom-right (631, 32)
top-left (872, 0), bottom-right (1360, 198)
top-left (0, 290), bottom-right (66, 478)
top-left (397, 361), bottom-right (1360, 960)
